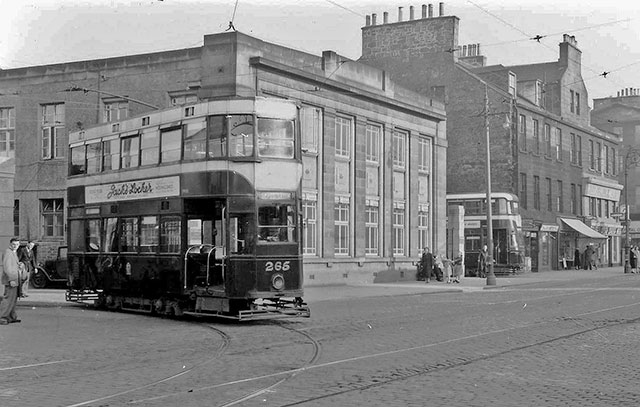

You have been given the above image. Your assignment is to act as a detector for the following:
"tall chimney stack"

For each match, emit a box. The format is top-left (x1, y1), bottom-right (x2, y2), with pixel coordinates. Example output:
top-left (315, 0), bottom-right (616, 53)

top-left (398, 7), bottom-right (403, 22)
top-left (428, 4), bottom-right (433, 17)
top-left (383, 11), bottom-right (388, 24)
top-left (410, 6), bottom-right (415, 20)
top-left (372, 13), bottom-right (377, 25)
top-left (439, 2), bottom-right (444, 16)
top-left (422, 4), bottom-right (427, 18)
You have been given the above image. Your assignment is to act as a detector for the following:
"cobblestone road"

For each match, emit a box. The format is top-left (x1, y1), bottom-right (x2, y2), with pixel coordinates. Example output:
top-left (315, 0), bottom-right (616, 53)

top-left (2, 272), bottom-right (640, 406)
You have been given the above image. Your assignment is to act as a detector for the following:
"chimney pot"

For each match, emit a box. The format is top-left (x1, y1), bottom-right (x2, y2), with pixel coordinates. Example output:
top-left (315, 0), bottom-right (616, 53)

top-left (439, 2), bottom-right (444, 16)
top-left (398, 6), bottom-right (403, 22)
top-left (462, 45), bottom-right (467, 56)
top-left (383, 11), bottom-right (388, 24)
top-left (477, 43), bottom-right (481, 55)
top-left (366, 15), bottom-right (371, 26)
top-left (422, 4), bottom-right (427, 18)
top-left (372, 13), bottom-right (377, 25)
top-left (410, 6), bottom-right (415, 20)
top-left (428, 4), bottom-right (433, 17)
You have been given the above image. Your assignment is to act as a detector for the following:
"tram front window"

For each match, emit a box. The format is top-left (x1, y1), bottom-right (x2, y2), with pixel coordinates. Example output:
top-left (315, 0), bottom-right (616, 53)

top-left (258, 204), bottom-right (296, 243)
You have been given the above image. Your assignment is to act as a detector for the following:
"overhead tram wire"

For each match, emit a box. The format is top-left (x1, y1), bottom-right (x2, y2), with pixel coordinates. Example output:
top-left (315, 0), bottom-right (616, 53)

top-left (465, 0), bottom-right (626, 91)
top-left (323, 0), bottom-right (366, 18)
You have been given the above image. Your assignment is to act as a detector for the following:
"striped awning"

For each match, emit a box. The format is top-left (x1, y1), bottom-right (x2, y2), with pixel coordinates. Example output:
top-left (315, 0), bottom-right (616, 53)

top-left (560, 218), bottom-right (607, 239)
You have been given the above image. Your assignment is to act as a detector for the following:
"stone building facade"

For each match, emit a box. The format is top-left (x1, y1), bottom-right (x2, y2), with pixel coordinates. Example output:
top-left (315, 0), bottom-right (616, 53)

top-left (0, 31), bottom-right (446, 284)
top-left (359, 4), bottom-right (622, 271)
top-left (592, 89), bottom-right (640, 246)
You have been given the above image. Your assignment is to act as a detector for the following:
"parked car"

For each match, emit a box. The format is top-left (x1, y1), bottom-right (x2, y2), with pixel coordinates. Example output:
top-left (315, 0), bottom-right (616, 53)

top-left (31, 246), bottom-right (68, 289)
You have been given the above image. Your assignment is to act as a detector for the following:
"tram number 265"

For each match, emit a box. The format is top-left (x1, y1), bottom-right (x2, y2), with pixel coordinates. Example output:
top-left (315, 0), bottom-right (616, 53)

top-left (264, 261), bottom-right (291, 272)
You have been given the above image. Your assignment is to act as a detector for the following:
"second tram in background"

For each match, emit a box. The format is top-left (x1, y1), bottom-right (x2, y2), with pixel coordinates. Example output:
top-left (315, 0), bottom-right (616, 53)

top-left (447, 192), bottom-right (525, 276)
top-left (65, 96), bottom-right (310, 320)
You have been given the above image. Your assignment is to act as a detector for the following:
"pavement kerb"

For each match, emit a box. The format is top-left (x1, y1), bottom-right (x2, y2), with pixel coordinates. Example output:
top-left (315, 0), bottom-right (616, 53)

top-left (13, 266), bottom-right (633, 308)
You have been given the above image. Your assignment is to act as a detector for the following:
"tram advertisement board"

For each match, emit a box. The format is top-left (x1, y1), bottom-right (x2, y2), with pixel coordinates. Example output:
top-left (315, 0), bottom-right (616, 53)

top-left (85, 176), bottom-right (180, 204)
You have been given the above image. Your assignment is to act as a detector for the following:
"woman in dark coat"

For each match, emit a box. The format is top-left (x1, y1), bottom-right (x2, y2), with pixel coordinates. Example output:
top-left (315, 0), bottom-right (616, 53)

top-left (574, 248), bottom-right (581, 270)
top-left (420, 247), bottom-right (434, 283)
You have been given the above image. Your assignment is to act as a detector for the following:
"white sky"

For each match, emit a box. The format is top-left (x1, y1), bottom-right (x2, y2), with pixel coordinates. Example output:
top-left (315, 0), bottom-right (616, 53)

top-left (1, 0), bottom-right (639, 102)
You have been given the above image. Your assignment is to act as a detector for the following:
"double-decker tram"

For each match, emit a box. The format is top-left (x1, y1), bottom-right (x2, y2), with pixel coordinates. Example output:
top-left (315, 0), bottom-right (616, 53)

top-left (65, 97), bottom-right (310, 320)
top-left (447, 192), bottom-right (525, 276)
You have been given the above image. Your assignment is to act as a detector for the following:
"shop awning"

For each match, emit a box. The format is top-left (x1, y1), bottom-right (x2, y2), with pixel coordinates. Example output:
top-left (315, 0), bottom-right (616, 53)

top-left (560, 218), bottom-right (607, 239)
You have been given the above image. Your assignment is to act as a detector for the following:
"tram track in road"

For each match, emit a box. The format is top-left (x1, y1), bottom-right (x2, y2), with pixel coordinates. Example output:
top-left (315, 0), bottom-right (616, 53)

top-left (63, 325), bottom-right (232, 407)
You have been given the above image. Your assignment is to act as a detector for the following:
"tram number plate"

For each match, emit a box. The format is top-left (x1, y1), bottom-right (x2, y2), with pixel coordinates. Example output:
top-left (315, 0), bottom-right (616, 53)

top-left (264, 260), bottom-right (291, 272)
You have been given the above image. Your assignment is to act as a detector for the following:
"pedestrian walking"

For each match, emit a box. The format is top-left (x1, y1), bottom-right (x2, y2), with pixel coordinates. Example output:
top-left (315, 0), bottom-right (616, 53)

top-left (477, 245), bottom-right (488, 278)
top-left (420, 247), bottom-right (434, 283)
top-left (442, 256), bottom-right (453, 283)
top-left (0, 238), bottom-right (22, 325)
top-left (452, 256), bottom-right (463, 283)
top-left (584, 245), bottom-right (596, 270)
top-left (574, 248), bottom-right (581, 270)
top-left (18, 240), bottom-right (36, 298)
top-left (433, 252), bottom-right (444, 282)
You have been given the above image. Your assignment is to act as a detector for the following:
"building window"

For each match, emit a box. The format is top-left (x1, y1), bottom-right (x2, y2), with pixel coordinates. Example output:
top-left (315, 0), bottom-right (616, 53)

top-left (392, 130), bottom-right (406, 168)
top-left (41, 198), bottom-right (64, 237)
top-left (544, 124), bottom-right (551, 156)
top-left (570, 184), bottom-right (577, 215)
top-left (418, 136), bottom-right (432, 172)
top-left (42, 104), bottom-right (65, 159)
top-left (303, 198), bottom-right (317, 255)
top-left (557, 180), bottom-right (564, 212)
top-left (589, 140), bottom-right (595, 170)
top-left (366, 124), bottom-right (381, 163)
top-left (508, 72), bottom-right (517, 96)
top-left (334, 200), bottom-right (350, 255)
top-left (555, 128), bottom-right (563, 161)
top-left (604, 144), bottom-right (610, 174)
top-left (546, 178), bottom-right (552, 211)
top-left (570, 90), bottom-right (575, 113)
top-left (576, 92), bottom-right (581, 115)
top-left (335, 116), bottom-right (351, 157)
top-left (301, 106), bottom-right (322, 153)
top-left (13, 200), bottom-right (19, 236)
top-left (533, 176), bottom-right (540, 210)
top-left (519, 114), bottom-right (527, 151)
top-left (533, 119), bottom-right (540, 154)
top-left (104, 101), bottom-right (128, 123)
top-left (393, 205), bottom-right (405, 256)
top-left (418, 208), bottom-right (430, 252)
top-left (0, 107), bottom-right (15, 158)
top-left (519, 173), bottom-right (527, 209)
top-left (365, 204), bottom-right (379, 255)
top-left (578, 184), bottom-right (583, 215)
top-left (612, 148), bottom-right (617, 176)
top-left (596, 142), bottom-right (602, 172)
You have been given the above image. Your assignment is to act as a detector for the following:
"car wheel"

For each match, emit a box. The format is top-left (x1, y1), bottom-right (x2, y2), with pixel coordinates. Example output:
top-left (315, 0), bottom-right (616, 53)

top-left (31, 270), bottom-right (48, 289)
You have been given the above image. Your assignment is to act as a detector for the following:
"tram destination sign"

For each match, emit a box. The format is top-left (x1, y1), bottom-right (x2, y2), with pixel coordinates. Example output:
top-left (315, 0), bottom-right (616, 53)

top-left (85, 176), bottom-right (180, 204)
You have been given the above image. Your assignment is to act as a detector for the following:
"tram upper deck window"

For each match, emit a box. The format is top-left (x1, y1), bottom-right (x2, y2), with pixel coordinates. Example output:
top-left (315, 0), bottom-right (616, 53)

top-left (207, 115), bottom-right (227, 158)
top-left (103, 139), bottom-right (120, 171)
top-left (511, 201), bottom-right (519, 215)
top-left (229, 115), bottom-right (254, 157)
top-left (161, 127), bottom-right (182, 163)
top-left (69, 145), bottom-right (86, 175)
top-left (183, 120), bottom-right (207, 160)
top-left (258, 118), bottom-right (294, 158)
top-left (141, 129), bottom-right (159, 166)
top-left (121, 135), bottom-right (140, 169)
top-left (257, 204), bottom-right (296, 243)
top-left (86, 142), bottom-right (102, 174)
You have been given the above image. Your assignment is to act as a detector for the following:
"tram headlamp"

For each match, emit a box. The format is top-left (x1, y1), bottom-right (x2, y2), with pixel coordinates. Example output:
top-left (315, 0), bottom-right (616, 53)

top-left (271, 273), bottom-right (285, 290)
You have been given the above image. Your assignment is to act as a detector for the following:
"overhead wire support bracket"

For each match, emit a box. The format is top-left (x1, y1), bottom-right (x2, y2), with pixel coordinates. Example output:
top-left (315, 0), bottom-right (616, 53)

top-left (65, 85), bottom-right (160, 110)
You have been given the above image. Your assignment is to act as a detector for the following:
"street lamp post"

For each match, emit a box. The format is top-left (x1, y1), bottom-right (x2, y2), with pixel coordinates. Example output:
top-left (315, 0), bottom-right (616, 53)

top-left (624, 148), bottom-right (640, 273)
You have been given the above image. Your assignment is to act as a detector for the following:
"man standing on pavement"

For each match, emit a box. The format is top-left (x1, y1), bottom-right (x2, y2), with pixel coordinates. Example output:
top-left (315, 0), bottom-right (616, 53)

top-left (477, 245), bottom-right (488, 278)
top-left (18, 240), bottom-right (36, 298)
top-left (0, 237), bottom-right (22, 325)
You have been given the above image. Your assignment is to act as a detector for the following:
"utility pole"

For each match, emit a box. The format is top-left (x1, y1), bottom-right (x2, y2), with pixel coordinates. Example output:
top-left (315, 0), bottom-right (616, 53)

top-left (485, 84), bottom-right (496, 285)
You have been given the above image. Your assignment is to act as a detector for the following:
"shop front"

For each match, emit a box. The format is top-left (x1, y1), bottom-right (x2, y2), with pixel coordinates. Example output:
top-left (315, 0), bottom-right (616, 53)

top-left (559, 217), bottom-right (607, 269)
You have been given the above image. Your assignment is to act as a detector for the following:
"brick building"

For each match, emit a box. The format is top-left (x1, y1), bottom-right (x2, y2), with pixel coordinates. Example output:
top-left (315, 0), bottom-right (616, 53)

top-left (359, 4), bottom-right (622, 271)
top-left (0, 31), bottom-right (446, 284)
top-left (592, 89), bottom-right (640, 246)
